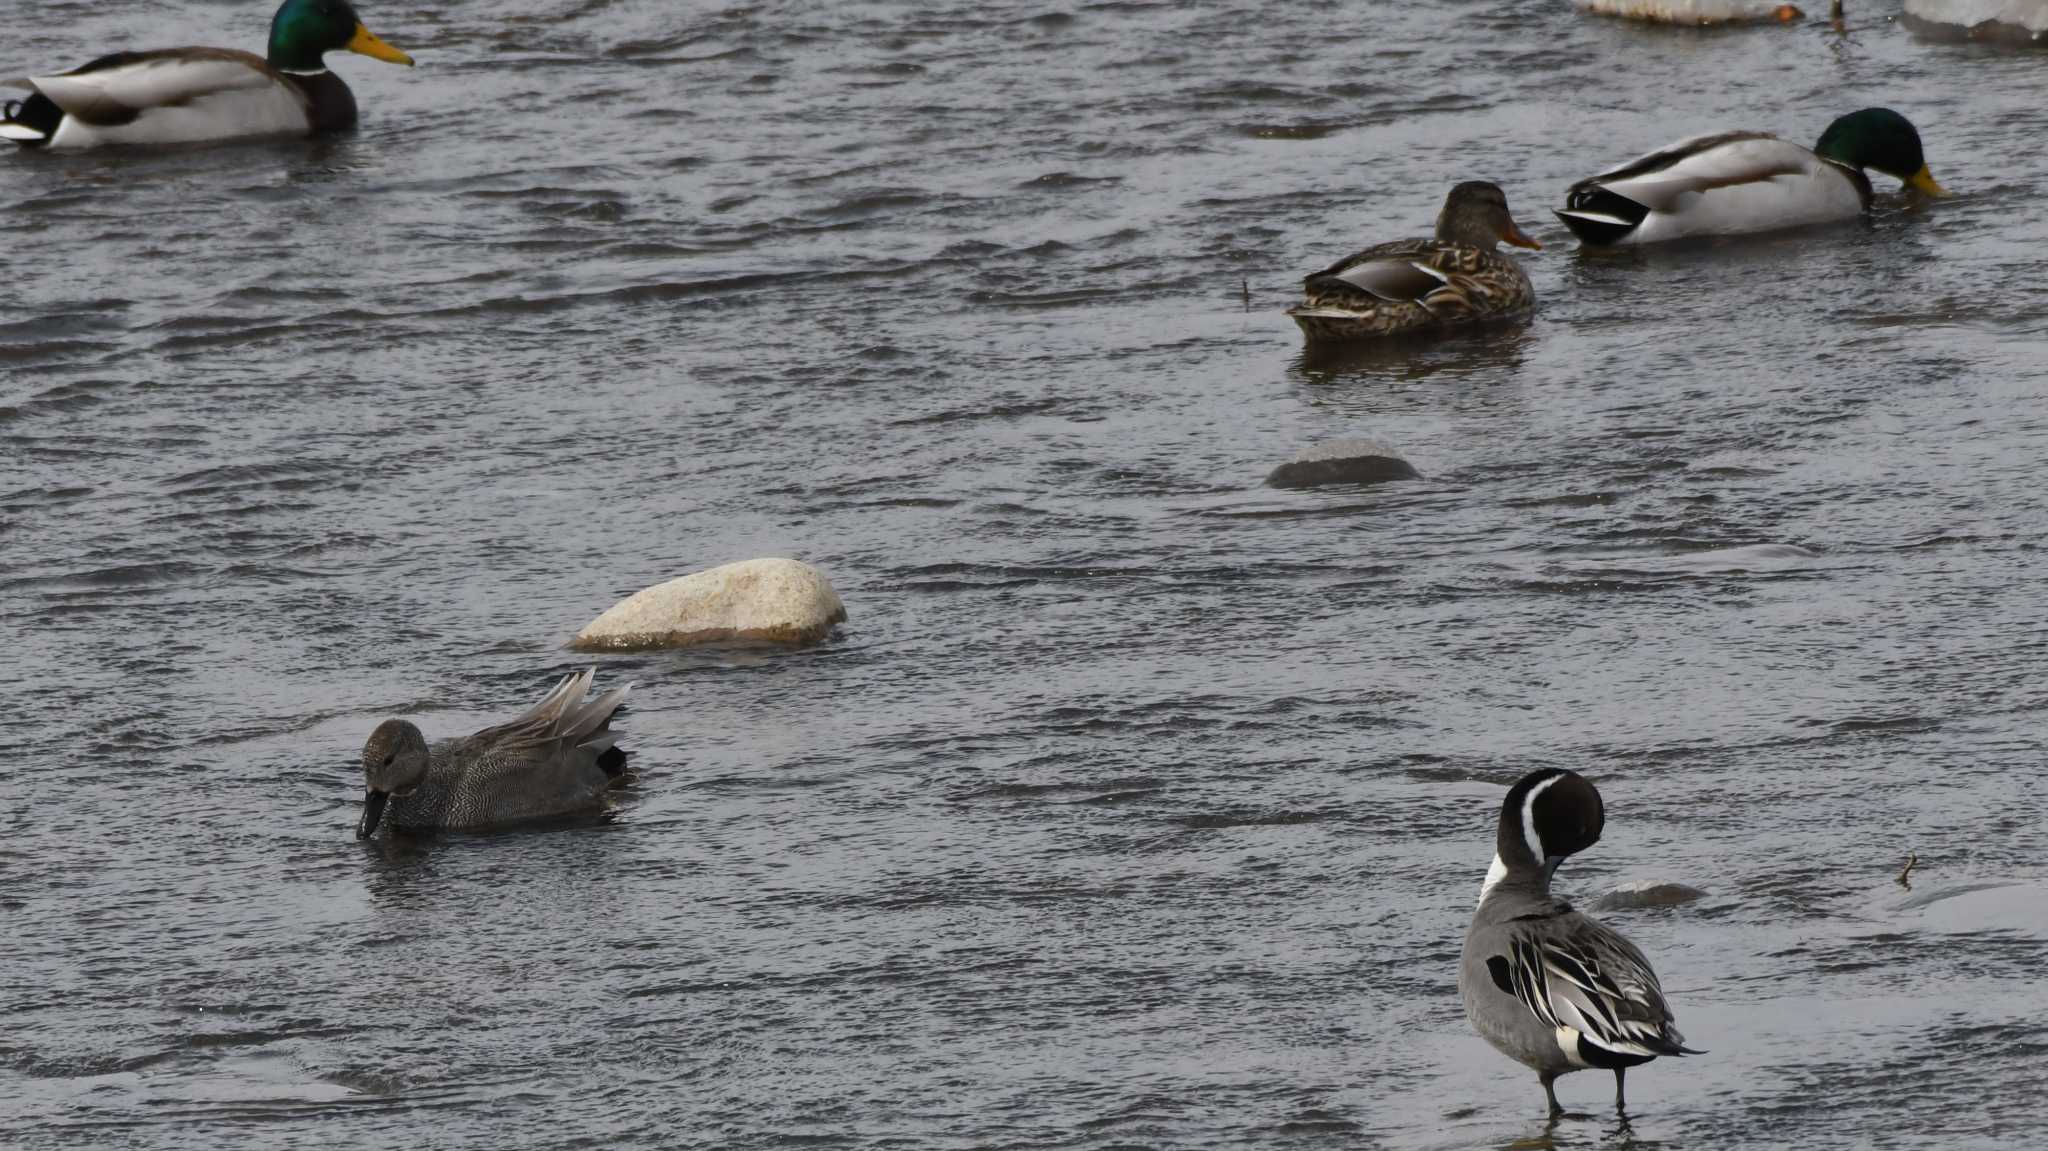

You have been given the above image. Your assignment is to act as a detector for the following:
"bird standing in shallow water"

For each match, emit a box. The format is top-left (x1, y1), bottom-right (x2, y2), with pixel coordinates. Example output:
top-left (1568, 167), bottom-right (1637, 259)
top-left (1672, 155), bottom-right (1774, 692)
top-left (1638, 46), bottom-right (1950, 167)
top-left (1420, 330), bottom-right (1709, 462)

top-left (1458, 768), bottom-right (1700, 1118)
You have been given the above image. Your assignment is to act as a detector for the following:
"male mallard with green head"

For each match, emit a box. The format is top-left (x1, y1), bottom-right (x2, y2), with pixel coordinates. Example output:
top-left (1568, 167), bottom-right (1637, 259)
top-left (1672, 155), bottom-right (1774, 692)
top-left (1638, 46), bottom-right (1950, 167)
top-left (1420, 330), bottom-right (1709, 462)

top-left (1289, 181), bottom-right (1542, 342)
top-left (1, 0), bottom-right (413, 149)
top-left (1556, 107), bottom-right (1946, 246)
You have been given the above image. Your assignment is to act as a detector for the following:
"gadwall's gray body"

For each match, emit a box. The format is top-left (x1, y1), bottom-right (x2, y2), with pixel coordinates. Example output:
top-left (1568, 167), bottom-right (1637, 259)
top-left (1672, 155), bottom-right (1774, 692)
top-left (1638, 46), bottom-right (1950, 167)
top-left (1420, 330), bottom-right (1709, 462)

top-left (356, 668), bottom-right (630, 838)
top-left (1457, 769), bottom-right (1698, 1117)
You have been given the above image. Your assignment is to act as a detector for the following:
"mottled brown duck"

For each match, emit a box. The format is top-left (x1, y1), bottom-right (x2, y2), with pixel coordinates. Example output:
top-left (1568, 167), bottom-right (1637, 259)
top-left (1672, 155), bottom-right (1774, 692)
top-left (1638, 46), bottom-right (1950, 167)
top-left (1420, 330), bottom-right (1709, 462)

top-left (1288, 181), bottom-right (1540, 342)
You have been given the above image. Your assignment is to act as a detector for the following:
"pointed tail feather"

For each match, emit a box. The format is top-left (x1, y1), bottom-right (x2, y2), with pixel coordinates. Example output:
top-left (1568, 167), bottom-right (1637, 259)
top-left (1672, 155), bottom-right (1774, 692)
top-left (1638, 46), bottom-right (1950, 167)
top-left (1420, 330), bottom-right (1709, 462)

top-left (508, 667), bottom-right (593, 732)
top-left (558, 680), bottom-right (631, 744)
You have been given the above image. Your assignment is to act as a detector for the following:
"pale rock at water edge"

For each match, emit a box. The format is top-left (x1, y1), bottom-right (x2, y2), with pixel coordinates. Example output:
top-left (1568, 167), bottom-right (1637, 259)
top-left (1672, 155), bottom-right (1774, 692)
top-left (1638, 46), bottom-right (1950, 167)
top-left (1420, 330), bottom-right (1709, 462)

top-left (1902, 0), bottom-right (2048, 40)
top-left (1576, 0), bottom-right (1805, 23)
top-left (571, 558), bottom-right (847, 651)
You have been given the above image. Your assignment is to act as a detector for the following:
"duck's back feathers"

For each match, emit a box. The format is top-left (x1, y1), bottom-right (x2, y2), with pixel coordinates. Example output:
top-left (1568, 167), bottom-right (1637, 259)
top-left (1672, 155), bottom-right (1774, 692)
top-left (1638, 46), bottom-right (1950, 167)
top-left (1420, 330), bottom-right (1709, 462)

top-left (34, 49), bottom-right (279, 121)
top-left (1292, 237), bottom-right (1533, 339)
top-left (1484, 908), bottom-right (1697, 1068)
top-left (1560, 131), bottom-right (1870, 245)
top-left (379, 670), bottom-right (635, 834)
top-left (1307, 239), bottom-right (1454, 304)
top-left (5, 48), bottom-right (337, 148)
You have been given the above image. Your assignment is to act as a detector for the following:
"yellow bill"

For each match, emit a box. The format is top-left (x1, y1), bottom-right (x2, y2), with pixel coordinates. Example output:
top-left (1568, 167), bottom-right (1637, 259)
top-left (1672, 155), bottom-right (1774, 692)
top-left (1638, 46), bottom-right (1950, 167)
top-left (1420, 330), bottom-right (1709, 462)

top-left (347, 22), bottom-right (415, 67)
top-left (1907, 165), bottom-right (1948, 198)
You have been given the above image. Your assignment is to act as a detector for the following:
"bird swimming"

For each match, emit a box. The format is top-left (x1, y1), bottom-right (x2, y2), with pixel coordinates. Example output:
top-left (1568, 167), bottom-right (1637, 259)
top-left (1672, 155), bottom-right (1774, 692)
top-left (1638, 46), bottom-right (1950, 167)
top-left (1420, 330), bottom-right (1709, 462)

top-left (1288, 181), bottom-right (1540, 342)
top-left (356, 668), bottom-right (631, 839)
top-left (1555, 107), bottom-right (1945, 246)
top-left (2, 0), bottom-right (414, 150)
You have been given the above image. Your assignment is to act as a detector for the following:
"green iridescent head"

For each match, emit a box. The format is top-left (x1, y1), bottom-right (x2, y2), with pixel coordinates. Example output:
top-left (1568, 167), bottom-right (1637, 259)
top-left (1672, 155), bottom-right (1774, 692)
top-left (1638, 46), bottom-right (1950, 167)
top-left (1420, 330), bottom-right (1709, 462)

top-left (1814, 107), bottom-right (1946, 196)
top-left (267, 0), bottom-right (415, 73)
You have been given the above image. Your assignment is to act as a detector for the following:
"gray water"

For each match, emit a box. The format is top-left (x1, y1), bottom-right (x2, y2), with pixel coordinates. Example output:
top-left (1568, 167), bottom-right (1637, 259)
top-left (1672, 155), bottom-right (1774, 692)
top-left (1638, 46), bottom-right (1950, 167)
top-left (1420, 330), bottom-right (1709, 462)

top-left (4, 0), bottom-right (2047, 1147)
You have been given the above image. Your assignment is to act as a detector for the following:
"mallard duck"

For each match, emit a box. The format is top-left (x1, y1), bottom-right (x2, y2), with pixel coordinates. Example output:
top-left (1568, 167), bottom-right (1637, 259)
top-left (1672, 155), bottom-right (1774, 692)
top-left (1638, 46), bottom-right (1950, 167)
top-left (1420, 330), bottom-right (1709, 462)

top-left (1556, 107), bottom-right (1946, 246)
top-left (0, 0), bottom-right (412, 150)
top-left (1287, 181), bottom-right (1541, 342)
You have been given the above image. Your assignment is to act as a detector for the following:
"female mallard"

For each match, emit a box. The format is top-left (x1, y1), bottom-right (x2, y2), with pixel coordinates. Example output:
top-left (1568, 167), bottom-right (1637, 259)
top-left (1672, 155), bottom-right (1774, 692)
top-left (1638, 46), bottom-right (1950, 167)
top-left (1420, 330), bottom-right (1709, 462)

top-left (1288, 181), bottom-right (1541, 342)
top-left (0, 0), bottom-right (413, 150)
top-left (1556, 107), bottom-right (1946, 246)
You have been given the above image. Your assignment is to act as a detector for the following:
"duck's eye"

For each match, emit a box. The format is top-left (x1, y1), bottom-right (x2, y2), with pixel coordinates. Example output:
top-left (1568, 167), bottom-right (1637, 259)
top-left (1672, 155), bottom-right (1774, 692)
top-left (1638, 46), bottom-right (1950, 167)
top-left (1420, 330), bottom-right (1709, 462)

top-left (382, 754), bottom-right (394, 766)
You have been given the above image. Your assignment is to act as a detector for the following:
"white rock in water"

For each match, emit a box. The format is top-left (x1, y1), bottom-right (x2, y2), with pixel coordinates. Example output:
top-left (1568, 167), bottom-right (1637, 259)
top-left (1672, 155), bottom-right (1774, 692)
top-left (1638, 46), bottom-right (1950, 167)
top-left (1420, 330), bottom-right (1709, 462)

top-left (572, 558), bottom-right (847, 651)
top-left (1266, 438), bottom-right (1420, 489)
top-left (1903, 0), bottom-right (2048, 38)
top-left (1577, 0), bottom-right (1804, 23)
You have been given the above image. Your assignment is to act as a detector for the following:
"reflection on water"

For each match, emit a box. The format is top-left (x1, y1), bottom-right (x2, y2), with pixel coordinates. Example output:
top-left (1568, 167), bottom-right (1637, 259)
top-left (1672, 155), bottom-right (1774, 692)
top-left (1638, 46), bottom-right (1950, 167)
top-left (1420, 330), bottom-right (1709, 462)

top-left (1290, 324), bottom-right (1534, 386)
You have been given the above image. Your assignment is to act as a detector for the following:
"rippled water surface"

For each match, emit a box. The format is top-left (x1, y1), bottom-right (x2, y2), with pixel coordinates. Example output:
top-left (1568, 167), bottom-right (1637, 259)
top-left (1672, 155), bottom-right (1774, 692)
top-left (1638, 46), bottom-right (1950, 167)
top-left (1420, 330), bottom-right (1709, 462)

top-left (5, 0), bottom-right (2047, 1147)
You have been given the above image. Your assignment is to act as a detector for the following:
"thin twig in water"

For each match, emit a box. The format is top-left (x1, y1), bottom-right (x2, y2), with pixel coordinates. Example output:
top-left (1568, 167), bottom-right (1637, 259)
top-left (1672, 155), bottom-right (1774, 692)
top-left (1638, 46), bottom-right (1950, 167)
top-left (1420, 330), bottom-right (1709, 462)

top-left (1896, 852), bottom-right (1918, 887)
top-left (1241, 278), bottom-right (1250, 311)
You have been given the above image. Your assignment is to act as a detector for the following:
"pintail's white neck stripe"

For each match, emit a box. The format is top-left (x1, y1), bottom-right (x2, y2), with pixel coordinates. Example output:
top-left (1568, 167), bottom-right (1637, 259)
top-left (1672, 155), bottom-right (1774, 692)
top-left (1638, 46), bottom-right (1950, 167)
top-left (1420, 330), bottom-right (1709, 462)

top-left (1520, 774), bottom-right (1563, 868)
top-left (1478, 852), bottom-right (1507, 904)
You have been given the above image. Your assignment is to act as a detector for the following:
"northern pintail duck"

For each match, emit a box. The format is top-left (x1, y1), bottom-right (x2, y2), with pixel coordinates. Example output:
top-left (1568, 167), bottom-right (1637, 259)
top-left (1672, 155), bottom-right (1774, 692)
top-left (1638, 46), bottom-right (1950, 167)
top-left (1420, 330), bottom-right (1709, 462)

top-left (356, 668), bottom-right (630, 838)
top-left (1287, 181), bottom-right (1540, 342)
top-left (1458, 769), bottom-right (1699, 1116)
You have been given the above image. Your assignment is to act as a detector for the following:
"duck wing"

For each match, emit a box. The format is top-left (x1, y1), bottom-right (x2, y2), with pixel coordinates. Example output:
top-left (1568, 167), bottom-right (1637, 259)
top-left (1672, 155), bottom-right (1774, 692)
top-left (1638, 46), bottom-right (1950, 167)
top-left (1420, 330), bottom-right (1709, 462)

top-left (30, 49), bottom-right (285, 124)
top-left (1302, 238), bottom-right (1464, 310)
top-left (1559, 132), bottom-right (1855, 244)
top-left (1573, 131), bottom-right (1795, 202)
top-left (1301, 240), bottom-right (1528, 319)
top-left (435, 670), bottom-right (633, 826)
top-left (1485, 911), bottom-right (1698, 1065)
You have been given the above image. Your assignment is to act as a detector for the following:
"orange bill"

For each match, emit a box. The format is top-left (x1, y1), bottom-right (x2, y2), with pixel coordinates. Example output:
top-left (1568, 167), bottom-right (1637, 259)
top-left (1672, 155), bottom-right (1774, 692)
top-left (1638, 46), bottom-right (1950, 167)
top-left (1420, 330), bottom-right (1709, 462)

top-left (347, 22), bottom-right (415, 67)
top-left (1907, 165), bottom-right (1948, 198)
top-left (1501, 218), bottom-right (1543, 251)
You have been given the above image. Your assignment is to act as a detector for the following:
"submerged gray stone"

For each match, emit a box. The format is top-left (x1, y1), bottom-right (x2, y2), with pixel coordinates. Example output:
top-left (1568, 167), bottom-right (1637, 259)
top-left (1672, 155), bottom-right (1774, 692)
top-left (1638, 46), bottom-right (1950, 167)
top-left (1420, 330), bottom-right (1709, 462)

top-left (1590, 881), bottom-right (1710, 911)
top-left (1266, 438), bottom-right (1420, 489)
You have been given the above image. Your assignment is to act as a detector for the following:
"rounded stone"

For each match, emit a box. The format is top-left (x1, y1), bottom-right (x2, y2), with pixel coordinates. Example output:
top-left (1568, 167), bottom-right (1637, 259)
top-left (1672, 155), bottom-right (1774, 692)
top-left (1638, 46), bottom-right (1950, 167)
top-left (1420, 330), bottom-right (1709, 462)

top-left (571, 558), bottom-right (847, 651)
top-left (1590, 881), bottom-right (1710, 911)
top-left (1265, 438), bottom-right (1420, 489)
